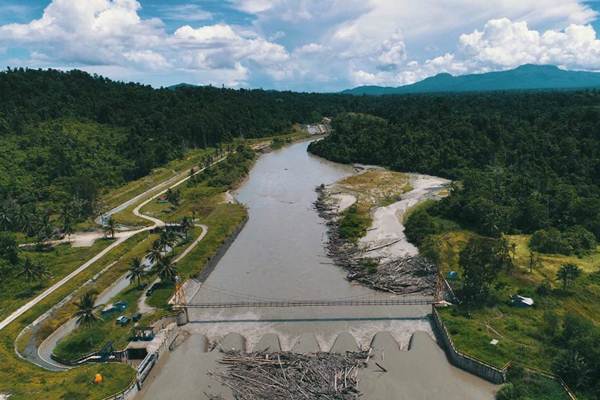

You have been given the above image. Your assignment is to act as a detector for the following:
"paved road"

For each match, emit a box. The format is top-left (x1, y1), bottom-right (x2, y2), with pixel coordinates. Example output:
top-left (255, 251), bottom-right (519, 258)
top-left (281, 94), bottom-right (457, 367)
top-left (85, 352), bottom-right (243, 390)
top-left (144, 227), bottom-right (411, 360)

top-left (35, 224), bottom-right (209, 370)
top-left (0, 155), bottom-right (227, 332)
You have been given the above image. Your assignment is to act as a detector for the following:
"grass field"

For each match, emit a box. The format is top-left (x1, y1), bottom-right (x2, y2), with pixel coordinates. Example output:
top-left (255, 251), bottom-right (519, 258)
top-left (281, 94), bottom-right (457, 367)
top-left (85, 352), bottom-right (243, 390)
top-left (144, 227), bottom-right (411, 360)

top-left (337, 169), bottom-right (412, 209)
top-left (0, 240), bottom-right (112, 319)
top-left (432, 230), bottom-right (600, 399)
top-left (50, 233), bottom-right (159, 361)
top-left (0, 237), bottom-right (144, 399)
top-left (100, 148), bottom-right (215, 212)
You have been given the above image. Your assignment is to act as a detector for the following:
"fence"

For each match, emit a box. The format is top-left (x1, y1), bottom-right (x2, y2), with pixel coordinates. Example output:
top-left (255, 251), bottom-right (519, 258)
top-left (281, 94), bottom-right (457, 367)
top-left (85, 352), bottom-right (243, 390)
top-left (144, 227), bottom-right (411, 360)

top-left (101, 323), bottom-right (179, 400)
top-left (431, 306), bottom-right (508, 384)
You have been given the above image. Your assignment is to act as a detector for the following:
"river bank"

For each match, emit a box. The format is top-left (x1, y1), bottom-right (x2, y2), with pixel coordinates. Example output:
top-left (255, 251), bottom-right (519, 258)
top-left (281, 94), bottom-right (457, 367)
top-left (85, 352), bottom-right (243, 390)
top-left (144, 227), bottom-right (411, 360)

top-left (137, 140), bottom-right (497, 400)
top-left (315, 170), bottom-right (450, 295)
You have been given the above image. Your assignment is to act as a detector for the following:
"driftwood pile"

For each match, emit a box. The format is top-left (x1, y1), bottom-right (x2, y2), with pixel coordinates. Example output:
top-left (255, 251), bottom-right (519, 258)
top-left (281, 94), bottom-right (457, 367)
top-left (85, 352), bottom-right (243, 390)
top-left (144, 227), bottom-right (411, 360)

top-left (347, 256), bottom-right (436, 295)
top-left (315, 185), bottom-right (436, 295)
top-left (210, 351), bottom-right (369, 400)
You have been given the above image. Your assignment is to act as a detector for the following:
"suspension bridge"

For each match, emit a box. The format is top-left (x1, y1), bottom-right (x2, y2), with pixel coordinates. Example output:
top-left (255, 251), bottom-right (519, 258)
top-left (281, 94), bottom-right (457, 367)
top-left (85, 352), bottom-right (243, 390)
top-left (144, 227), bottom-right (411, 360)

top-left (175, 296), bottom-right (435, 309)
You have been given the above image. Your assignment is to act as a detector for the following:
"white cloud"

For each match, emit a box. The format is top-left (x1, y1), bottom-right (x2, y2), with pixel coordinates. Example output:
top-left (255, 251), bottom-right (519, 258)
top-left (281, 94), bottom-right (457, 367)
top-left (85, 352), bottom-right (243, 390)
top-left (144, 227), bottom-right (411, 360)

top-left (459, 18), bottom-right (600, 70)
top-left (348, 17), bottom-right (600, 87)
top-left (0, 0), bottom-right (289, 87)
top-left (1, 0), bottom-right (600, 90)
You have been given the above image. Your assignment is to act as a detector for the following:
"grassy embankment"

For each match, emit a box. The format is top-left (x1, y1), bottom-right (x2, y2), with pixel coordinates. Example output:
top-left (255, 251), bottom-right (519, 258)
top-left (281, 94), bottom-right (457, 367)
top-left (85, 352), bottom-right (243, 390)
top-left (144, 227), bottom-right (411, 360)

top-left (0, 236), bottom-right (145, 399)
top-left (0, 145), bottom-right (222, 398)
top-left (431, 230), bottom-right (599, 399)
top-left (0, 241), bottom-right (112, 320)
top-left (51, 232), bottom-right (160, 361)
top-left (333, 170), bottom-right (412, 242)
top-left (140, 148), bottom-right (253, 309)
top-left (51, 147), bottom-right (254, 363)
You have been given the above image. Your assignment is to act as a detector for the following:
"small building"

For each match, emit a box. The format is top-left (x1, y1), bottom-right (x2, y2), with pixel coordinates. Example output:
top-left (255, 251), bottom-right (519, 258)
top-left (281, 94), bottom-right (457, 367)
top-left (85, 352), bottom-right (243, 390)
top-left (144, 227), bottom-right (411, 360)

top-left (511, 295), bottom-right (534, 307)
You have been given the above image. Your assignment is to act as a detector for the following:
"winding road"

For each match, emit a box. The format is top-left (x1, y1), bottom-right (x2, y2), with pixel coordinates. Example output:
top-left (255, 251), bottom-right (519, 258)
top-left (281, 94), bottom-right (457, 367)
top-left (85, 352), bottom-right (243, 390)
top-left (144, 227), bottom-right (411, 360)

top-left (0, 154), bottom-right (227, 332)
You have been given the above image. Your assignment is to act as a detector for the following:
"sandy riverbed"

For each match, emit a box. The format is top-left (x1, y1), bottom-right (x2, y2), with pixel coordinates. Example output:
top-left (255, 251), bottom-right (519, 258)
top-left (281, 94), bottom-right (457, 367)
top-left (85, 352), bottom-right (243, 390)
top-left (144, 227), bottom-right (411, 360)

top-left (359, 173), bottom-right (450, 262)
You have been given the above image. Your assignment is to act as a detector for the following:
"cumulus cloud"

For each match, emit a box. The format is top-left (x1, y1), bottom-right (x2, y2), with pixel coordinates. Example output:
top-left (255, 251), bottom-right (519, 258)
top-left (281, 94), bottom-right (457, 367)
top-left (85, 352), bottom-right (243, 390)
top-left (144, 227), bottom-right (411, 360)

top-left (0, 0), bottom-right (288, 86)
top-left (459, 18), bottom-right (600, 70)
top-left (1, 0), bottom-right (600, 90)
top-left (348, 18), bottom-right (600, 87)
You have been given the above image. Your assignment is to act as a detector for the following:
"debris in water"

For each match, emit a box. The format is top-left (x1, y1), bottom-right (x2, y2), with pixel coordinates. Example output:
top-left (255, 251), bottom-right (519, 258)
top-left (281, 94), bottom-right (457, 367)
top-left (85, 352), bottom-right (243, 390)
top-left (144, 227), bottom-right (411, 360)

top-left (209, 350), bottom-right (369, 400)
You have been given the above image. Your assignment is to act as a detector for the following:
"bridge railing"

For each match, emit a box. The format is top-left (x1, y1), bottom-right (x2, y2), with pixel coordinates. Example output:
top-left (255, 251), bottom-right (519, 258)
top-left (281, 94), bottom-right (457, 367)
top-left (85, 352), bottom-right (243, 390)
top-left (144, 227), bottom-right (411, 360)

top-left (177, 297), bottom-right (435, 309)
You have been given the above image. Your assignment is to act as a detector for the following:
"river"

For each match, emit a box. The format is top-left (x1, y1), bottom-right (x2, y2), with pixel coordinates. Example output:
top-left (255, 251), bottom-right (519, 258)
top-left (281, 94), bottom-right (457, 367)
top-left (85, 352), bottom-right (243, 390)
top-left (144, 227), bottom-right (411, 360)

top-left (139, 140), bottom-right (497, 400)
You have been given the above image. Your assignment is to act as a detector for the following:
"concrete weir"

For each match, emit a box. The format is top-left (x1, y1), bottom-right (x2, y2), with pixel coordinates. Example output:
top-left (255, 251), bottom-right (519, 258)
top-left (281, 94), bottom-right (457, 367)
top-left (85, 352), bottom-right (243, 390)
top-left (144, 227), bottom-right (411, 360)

top-left (138, 330), bottom-right (498, 400)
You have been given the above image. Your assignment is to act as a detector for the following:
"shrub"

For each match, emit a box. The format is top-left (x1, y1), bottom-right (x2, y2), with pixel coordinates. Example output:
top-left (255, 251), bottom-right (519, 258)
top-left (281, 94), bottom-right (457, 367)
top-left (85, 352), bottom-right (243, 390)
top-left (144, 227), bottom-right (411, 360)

top-left (338, 205), bottom-right (370, 242)
top-left (529, 226), bottom-right (596, 255)
top-left (496, 383), bottom-right (517, 400)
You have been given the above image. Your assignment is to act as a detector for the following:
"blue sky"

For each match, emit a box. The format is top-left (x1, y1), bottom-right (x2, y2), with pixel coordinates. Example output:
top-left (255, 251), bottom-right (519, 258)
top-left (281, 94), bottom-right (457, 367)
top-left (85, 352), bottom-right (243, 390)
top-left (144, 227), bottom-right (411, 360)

top-left (2, 1), bottom-right (600, 91)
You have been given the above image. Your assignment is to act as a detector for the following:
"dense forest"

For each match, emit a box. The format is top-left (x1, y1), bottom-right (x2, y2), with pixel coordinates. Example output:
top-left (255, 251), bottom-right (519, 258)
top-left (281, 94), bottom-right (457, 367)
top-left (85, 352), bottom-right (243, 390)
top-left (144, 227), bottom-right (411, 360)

top-left (5, 68), bottom-right (600, 244)
top-left (309, 97), bottom-right (600, 247)
top-left (309, 98), bottom-right (600, 398)
top-left (0, 68), bottom-right (349, 234)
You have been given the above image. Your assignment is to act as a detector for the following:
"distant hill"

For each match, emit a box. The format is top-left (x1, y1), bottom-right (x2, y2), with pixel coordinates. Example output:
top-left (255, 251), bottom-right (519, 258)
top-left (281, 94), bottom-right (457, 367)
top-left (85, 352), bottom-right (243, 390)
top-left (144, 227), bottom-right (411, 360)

top-left (167, 83), bottom-right (197, 90)
top-left (342, 64), bottom-right (600, 95)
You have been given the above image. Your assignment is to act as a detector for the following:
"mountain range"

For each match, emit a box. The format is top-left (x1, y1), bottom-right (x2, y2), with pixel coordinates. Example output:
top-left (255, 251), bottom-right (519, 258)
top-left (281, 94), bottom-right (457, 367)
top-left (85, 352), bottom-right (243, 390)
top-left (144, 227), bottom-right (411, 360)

top-left (342, 64), bottom-right (600, 95)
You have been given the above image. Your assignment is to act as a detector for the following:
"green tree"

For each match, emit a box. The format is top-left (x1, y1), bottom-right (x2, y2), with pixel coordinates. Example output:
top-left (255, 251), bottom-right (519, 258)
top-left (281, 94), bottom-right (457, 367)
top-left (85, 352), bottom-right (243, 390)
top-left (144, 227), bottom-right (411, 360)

top-left (126, 257), bottom-right (145, 288)
top-left (459, 236), bottom-right (512, 303)
top-left (73, 291), bottom-right (102, 327)
top-left (556, 263), bottom-right (581, 290)
top-left (0, 232), bottom-right (19, 265)
top-left (18, 257), bottom-right (50, 282)
top-left (528, 250), bottom-right (542, 274)
top-left (147, 239), bottom-right (163, 264)
top-left (154, 254), bottom-right (177, 283)
top-left (179, 216), bottom-right (193, 241)
top-left (103, 217), bottom-right (116, 239)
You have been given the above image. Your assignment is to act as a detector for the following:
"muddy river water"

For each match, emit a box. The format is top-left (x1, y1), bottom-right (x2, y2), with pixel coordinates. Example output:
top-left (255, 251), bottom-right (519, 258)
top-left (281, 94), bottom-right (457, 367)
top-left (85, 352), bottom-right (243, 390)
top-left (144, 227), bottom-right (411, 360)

top-left (140, 140), bottom-right (497, 399)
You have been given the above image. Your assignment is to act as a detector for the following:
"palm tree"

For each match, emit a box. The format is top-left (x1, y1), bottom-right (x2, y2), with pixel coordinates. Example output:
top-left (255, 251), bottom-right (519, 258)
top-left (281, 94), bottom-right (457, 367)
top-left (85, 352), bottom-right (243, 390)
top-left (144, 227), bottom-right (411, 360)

top-left (155, 254), bottom-right (177, 283)
top-left (104, 217), bottom-right (116, 239)
top-left (18, 258), bottom-right (50, 282)
top-left (556, 263), bottom-right (581, 290)
top-left (159, 228), bottom-right (177, 250)
top-left (73, 291), bottom-right (102, 327)
top-left (127, 257), bottom-right (145, 288)
top-left (147, 239), bottom-right (164, 264)
top-left (180, 216), bottom-right (193, 241)
top-left (35, 213), bottom-right (54, 248)
top-left (60, 203), bottom-right (74, 239)
top-left (528, 250), bottom-right (542, 273)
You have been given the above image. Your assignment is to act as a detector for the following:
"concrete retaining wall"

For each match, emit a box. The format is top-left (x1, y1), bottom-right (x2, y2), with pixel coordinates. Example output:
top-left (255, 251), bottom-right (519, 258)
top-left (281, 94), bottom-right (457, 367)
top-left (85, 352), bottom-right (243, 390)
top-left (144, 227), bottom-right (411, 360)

top-left (431, 306), bottom-right (507, 384)
top-left (193, 215), bottom-right (248, 283)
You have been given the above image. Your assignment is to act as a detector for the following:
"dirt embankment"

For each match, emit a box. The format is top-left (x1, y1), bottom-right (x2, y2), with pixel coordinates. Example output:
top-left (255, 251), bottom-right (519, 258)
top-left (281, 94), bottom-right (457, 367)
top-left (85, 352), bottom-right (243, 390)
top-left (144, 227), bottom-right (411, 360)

top-left (315, 169), bottom-right (450, 295)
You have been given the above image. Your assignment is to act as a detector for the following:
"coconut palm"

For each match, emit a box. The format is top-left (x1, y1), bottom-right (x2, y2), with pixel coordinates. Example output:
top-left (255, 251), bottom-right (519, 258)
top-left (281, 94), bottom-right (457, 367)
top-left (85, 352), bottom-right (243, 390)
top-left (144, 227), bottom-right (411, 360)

top-left (18, 258), bottom-right (50, 282)
top-left (127, 257), bottom-right (145, 288)
top-left (159, 228), bottom-right (177, 250)
top-left (556, 263), bottom-right (581, 290)
top-left (147, 239), bottom-right (164, 264)
top-left (155, 254), bottom-right (177, 283)
top-left (103, 217), bottom-right (116, 239)
top-left (35, 213), bottom-right (54, 247)
top-left (180, 216), bottom-right (193, 241)
top-left (73, 291), bottom-right (102, 327)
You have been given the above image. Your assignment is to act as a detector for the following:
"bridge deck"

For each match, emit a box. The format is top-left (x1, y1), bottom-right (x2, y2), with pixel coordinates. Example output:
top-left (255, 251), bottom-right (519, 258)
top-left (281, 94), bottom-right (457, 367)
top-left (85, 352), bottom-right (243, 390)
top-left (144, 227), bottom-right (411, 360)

top-left (178, 297), bottom-right (435, 309)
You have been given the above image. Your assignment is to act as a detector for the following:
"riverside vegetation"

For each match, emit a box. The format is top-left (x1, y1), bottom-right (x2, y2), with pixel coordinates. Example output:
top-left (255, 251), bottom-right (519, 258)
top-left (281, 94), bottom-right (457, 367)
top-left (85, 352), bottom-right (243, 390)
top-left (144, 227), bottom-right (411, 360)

top-left (4, 69), bottom-right (600, 398)
top-left (310, 112), bottom-right (600, 399)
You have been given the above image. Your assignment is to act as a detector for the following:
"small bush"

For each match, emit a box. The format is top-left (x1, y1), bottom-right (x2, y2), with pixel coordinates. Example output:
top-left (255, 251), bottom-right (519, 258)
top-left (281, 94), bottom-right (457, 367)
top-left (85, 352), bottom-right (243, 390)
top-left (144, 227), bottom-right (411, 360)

top-left (496, 383), bottom-right (517, 400)
top-left (338, 205), bottom-right (370, 242)
top-left (529, 226), bottom-right (596, 255)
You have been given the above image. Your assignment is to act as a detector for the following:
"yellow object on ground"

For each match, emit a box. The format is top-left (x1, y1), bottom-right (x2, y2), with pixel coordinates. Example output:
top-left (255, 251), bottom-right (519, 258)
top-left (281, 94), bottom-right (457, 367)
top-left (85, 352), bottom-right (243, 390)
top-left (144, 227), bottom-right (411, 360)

top-left (94, 373), bottom-right (104, 384)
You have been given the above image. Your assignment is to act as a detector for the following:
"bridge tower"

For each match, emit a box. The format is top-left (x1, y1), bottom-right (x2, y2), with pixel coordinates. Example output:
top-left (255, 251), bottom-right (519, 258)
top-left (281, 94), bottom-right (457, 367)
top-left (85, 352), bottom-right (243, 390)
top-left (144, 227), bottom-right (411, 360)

top-left (434, 271), bottom-right (444, 303)
top-left (174, 276), bottom-right (189, 324)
